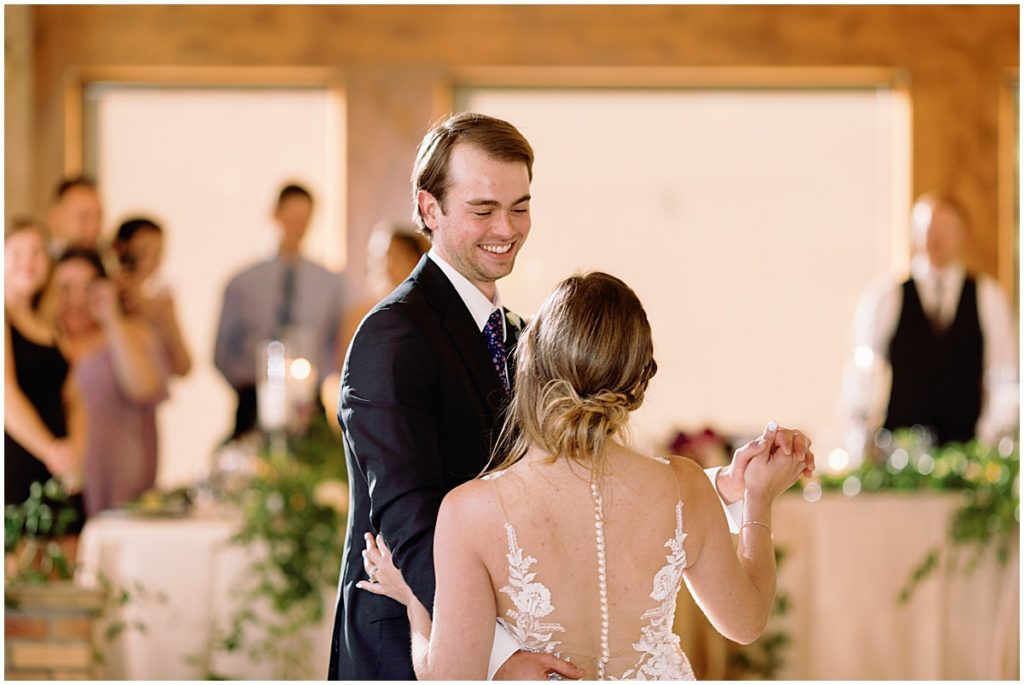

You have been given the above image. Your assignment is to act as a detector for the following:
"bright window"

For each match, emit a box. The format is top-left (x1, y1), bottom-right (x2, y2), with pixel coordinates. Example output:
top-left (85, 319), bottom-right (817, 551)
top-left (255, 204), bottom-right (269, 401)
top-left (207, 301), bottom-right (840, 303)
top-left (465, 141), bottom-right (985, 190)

top-left (456, 86), bottom-right (911, 454)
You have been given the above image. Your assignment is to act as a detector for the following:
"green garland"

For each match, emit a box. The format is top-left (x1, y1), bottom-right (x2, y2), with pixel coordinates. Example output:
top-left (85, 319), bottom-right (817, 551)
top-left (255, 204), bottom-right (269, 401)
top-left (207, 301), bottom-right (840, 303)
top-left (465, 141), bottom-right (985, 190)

top-left (818, 429), bottom-right (1020, 603)
top-left (198, 414), bottom-right (347, 680)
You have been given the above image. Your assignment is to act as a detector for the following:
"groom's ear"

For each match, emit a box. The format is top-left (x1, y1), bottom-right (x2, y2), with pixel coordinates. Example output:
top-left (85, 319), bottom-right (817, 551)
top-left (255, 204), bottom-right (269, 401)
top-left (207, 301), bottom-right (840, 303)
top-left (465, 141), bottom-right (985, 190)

top-left (417, 190), bottom-right (441, 232)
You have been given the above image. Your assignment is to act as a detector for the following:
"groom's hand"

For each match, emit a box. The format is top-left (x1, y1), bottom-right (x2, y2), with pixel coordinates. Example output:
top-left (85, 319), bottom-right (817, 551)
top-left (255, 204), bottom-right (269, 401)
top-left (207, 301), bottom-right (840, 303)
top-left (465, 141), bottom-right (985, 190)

top-left (717, 421), bottom-right (815, 504)
top-left (493, 650), bottom-right (585, 680)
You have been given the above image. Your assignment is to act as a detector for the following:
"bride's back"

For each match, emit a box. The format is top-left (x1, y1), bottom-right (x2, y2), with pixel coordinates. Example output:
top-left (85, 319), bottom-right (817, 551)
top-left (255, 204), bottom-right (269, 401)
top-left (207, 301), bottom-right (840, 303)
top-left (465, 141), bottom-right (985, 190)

top-left (465, 271), bottom-right (695, 679)
top-left (477, 444), bottom-right (696, 680)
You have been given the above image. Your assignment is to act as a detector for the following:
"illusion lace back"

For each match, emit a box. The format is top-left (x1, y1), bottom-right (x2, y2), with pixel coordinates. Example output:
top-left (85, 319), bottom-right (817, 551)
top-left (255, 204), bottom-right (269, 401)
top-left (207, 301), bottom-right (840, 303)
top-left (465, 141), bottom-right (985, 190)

top-left (482, 455), bottom-right (696, 680)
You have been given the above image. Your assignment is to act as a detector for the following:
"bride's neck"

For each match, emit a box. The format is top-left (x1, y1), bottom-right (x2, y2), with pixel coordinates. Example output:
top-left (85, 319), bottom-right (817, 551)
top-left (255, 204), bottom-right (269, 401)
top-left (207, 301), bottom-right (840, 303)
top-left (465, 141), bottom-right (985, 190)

top-left (521, 439), bottom-right (628, 470)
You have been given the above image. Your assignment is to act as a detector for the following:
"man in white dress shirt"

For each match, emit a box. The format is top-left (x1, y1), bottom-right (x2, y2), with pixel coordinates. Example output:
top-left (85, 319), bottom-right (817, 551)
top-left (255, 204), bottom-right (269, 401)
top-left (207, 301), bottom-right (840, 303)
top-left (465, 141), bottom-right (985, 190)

top-left (845, 192), bottom-right (1018, 453)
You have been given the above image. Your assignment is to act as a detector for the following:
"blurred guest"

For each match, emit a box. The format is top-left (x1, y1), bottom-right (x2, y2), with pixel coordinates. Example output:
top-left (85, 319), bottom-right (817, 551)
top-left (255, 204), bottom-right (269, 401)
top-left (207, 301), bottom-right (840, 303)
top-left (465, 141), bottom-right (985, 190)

top-left (321, 222), bottom-right (427, 431)
top-left (47, 176), bottom-right (104, 256)
top-left (4, 220), bottom-right (87, 527)
top-left (50, 248), bottom-right (169, 516)
top-left (845, 192), bottom-right (1018, 453)
top-left (112, 217), bottom-right (192, 377)
top-left (340, 222), bottom-right (428, 364)
top-left (214, 183), bottom-right (346, 440)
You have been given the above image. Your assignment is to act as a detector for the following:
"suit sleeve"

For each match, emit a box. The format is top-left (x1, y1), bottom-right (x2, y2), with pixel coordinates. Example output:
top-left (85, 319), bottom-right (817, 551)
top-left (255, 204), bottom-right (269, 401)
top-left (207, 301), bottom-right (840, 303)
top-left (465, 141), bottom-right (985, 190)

top-left (341, 306), bottom-right (444, 612)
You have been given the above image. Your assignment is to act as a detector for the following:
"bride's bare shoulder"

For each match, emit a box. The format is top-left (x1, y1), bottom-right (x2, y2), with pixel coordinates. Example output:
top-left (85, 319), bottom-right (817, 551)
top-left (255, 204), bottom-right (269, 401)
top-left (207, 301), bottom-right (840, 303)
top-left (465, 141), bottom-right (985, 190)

top-left (661, 454), bottom-right (723, 503)
top-left (658, 453), bottom-right (711, 486)
top-left (437, 477), bottom-right (504, 530)
top-left (663, 453), bottom-right (705, 474)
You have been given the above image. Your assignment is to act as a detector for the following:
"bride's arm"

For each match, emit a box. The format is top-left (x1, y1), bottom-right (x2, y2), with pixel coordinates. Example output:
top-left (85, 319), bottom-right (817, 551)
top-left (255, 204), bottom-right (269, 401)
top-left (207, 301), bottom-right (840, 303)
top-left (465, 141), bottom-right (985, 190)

top-left (676, 450), bottom-right (803, 645)
top-left (415, 490), bottom-right (497, 679)
top-left (361, 483), bottom-right (497, 679)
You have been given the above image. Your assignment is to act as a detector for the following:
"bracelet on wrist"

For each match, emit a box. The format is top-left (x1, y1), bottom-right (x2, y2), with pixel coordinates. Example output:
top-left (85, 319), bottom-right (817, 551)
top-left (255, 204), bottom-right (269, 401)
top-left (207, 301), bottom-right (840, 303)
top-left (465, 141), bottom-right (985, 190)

top-left (741, 520), bottom-right (772, 538)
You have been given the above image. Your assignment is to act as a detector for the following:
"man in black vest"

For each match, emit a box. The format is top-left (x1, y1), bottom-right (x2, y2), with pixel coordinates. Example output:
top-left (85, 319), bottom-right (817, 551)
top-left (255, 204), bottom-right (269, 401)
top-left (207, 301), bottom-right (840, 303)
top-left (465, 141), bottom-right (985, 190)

top-left (846, 193), bottom-right (1018, 451)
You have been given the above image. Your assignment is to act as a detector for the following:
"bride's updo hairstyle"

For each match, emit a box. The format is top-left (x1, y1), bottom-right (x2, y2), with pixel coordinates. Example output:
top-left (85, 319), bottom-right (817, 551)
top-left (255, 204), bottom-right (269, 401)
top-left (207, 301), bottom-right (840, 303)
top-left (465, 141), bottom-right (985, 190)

top-left (489, 272), bottom-right (657, 474)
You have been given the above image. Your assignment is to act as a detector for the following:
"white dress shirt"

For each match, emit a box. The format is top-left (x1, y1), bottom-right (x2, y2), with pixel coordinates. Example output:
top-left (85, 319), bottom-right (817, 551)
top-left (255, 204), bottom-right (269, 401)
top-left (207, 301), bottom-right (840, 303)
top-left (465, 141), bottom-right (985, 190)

top-left (845, 255), bottom-right (1019, 448)
top-left (428, 249), bottom-right (509, 382)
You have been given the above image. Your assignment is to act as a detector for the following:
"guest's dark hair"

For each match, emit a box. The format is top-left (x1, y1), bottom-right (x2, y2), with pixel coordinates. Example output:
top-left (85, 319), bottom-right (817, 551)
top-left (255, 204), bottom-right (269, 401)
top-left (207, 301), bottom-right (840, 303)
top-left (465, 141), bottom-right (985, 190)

top-left (56, 247), bottom-right (108, 279)
top-left (411, 112), bottom-right (534, 238)
top-left (115, 217), bottom-right (162, 244)
top-left (277, 183), bottom-right (313, 208)
top-left (486, 272), bottom-right (657, 479)
top-left (54, 175), bottom-right (98, 202)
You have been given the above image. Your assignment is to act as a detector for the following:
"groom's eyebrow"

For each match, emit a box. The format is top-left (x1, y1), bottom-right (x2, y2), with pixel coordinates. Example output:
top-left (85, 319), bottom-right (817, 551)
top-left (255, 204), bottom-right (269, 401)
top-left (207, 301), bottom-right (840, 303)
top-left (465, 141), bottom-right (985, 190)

top-left (465, 195), bottom-right (531, 208)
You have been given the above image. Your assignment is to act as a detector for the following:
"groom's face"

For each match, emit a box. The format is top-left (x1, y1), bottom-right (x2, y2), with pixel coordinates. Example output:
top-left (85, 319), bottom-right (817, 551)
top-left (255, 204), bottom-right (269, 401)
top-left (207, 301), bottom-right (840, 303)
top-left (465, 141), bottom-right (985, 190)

top-left (418, 143), bottom-right (531, 297)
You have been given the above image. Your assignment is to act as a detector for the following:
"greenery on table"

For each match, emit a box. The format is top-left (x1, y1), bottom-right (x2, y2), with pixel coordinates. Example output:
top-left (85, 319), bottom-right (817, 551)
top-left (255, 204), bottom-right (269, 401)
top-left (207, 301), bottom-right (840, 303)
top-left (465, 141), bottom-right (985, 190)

top-left (199, 413), bottom-right (348, 680)
top-left (818, 429), bottom-right (1019, 603)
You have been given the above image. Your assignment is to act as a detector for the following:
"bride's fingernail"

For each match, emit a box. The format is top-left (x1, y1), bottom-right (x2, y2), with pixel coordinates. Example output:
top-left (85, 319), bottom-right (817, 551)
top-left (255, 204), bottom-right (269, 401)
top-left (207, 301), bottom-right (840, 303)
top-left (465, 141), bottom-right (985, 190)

top-left (767, 420), bottom-right (778, 432)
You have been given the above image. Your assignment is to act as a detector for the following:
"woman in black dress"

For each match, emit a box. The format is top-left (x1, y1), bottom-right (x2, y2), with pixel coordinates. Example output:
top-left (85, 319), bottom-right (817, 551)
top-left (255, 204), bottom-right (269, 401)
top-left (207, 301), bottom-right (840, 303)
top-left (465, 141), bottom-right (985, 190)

top-left (4, 220), bottom-right (86, 529)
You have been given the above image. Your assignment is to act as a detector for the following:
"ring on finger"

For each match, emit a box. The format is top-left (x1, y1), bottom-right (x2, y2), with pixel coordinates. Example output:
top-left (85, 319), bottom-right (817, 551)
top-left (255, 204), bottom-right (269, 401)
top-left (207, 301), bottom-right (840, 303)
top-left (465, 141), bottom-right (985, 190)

top-left (368, 566), bottom-right (379, 583)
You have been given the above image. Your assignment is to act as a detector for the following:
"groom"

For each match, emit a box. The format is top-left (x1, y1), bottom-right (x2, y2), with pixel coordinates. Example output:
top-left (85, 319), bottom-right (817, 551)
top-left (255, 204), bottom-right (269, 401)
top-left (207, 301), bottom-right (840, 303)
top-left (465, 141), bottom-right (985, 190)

top-left (328, 113), bottom-right (813, 680)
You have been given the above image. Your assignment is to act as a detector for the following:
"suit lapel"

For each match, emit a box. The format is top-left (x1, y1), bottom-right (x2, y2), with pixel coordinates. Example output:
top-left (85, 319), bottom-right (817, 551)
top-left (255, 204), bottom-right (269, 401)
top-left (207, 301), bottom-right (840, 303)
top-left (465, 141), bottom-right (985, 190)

top-left (413, 257), bottom-right (507, 420)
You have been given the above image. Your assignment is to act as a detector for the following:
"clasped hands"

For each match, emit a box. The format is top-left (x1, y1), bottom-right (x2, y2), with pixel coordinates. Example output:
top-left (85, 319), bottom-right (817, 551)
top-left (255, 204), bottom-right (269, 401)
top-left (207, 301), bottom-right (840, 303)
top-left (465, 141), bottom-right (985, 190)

top-left (716, 421), bottom-right (815, 506)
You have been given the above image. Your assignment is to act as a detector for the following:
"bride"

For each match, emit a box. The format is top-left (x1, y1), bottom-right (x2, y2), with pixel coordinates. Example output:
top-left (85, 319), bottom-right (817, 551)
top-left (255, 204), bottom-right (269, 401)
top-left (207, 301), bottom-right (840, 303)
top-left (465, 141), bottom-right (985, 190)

top-left (358, 271), bottom-right (808, 680)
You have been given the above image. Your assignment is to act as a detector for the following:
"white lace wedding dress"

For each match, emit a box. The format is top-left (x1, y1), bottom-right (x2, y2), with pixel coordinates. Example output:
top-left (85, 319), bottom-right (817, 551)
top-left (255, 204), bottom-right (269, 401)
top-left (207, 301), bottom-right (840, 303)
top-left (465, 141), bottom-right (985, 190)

top-left (481, 454), bottom-right (696, 680)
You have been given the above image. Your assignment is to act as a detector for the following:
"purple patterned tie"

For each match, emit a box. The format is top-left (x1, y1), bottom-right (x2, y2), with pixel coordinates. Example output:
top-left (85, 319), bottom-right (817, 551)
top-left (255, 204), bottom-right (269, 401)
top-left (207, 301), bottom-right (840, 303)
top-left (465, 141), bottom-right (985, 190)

top-left (483, 308), bottom-right (510, 393)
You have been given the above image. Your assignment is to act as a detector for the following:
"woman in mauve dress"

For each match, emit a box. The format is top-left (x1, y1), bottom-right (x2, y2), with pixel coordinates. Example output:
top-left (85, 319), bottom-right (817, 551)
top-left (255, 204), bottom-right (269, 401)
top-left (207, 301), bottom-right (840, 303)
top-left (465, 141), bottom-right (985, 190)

top-left (49, 247), bottom-right (169, 517)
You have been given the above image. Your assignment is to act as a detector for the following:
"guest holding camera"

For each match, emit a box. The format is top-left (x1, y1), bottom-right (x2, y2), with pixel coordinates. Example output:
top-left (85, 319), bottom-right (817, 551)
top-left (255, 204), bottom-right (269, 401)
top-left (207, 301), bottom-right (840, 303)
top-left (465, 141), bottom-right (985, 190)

top-left (112, 217), bottom-right (192, 377)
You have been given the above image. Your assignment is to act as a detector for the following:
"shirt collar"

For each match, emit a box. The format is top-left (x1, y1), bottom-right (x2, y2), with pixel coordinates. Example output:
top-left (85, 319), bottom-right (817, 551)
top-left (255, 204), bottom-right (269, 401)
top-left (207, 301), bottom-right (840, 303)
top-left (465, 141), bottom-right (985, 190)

top-left (428, 249), bottom-right (504, 333)
top-left (911, 254), bottom-right (965, 288)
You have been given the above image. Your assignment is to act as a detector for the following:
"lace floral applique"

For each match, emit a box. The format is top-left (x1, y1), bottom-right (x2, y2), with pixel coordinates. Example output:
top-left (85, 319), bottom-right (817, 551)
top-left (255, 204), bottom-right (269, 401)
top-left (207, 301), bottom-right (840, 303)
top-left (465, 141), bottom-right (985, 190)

top-left (496, 523), bottom-right (566, 654)
top-left (616, 502), bottom-right (695, 681)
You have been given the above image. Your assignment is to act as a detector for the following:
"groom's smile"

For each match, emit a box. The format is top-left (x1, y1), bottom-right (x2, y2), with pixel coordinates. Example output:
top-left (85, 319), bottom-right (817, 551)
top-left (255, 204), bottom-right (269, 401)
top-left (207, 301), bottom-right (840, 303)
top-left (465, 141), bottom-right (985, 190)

top-left (418, 142), bottom-right (532, 300)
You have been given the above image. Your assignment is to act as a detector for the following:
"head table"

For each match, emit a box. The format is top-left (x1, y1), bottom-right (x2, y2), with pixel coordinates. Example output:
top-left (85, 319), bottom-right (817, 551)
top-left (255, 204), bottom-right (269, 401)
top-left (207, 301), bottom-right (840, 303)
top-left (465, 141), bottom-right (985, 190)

top-left (75, 511), bottom-right (334, 680)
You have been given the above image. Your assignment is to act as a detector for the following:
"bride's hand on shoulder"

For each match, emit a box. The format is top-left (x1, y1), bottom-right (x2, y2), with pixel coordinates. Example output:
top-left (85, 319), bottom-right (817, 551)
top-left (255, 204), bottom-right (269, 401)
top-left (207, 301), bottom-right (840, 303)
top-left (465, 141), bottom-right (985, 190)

top-left (356, 532), bottom-right (414, 606)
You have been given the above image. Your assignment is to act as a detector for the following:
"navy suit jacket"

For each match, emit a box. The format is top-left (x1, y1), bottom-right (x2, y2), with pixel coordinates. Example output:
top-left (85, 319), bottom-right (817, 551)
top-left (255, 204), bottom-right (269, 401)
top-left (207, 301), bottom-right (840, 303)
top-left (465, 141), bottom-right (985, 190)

top-left (328, 256), bottom-right (520, 679)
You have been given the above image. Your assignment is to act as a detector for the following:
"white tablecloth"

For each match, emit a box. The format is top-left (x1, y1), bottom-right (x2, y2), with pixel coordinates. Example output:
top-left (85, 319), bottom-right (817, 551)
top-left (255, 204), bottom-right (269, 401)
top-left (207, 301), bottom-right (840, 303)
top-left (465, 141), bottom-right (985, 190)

top-left (771, 492), bottom-right (1019, 680)
top-left (674, 491), bottom-right (1019, 680)
top-left (75, 513), bottom-right (335, 679)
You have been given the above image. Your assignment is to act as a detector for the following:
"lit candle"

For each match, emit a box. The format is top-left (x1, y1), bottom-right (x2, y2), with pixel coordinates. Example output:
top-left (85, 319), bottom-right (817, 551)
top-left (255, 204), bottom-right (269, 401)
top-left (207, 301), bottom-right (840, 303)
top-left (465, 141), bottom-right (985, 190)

top-left (258, 341), bottom-right (288, 431)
